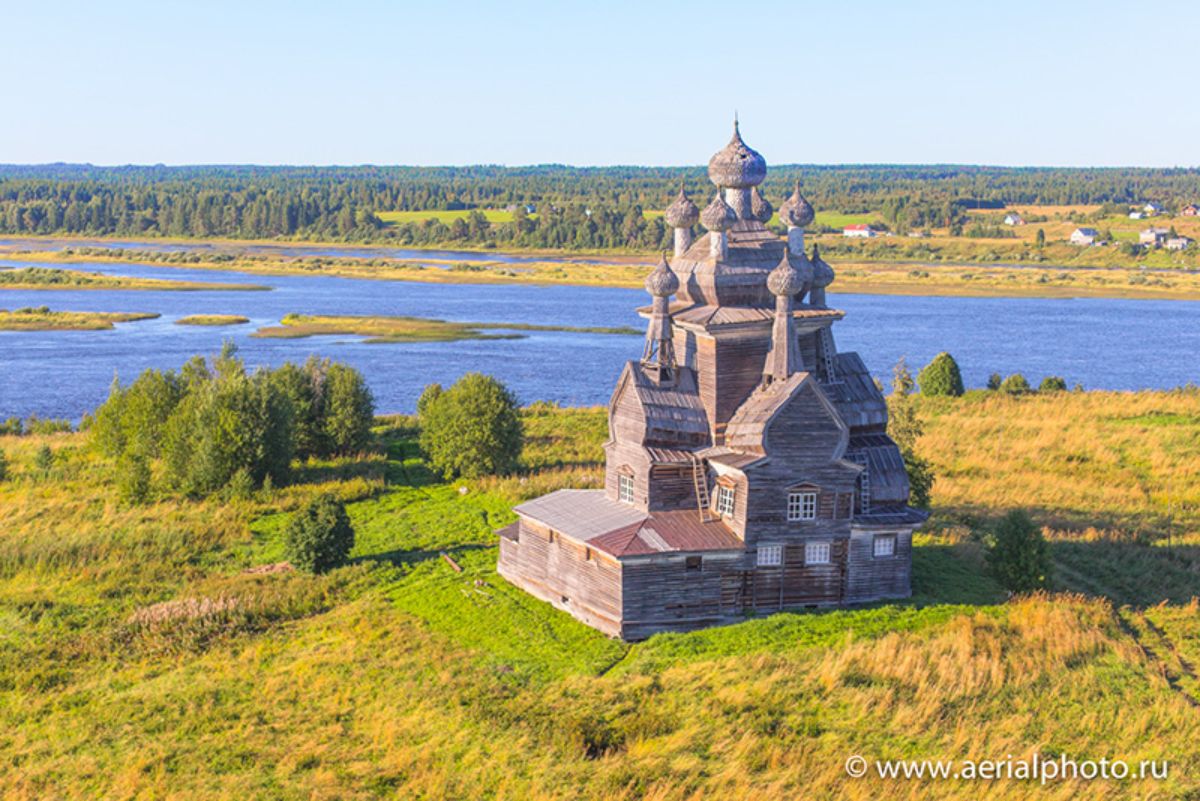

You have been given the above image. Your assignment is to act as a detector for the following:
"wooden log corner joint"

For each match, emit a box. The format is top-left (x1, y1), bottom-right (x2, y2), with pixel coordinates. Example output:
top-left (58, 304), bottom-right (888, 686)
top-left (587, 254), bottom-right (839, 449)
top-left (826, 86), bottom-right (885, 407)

top-left (496, 121), bottom-right (927, 640)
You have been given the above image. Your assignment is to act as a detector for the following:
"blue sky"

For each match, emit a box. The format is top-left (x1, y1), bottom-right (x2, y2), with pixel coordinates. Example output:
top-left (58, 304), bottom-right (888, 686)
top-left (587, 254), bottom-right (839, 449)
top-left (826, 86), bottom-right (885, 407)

top-left (3, 0), bottom-right (1196, 167)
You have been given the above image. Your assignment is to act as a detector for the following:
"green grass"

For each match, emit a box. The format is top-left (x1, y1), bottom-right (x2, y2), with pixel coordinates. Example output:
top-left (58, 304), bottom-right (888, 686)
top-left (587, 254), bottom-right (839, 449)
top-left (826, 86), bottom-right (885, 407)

top-left (251, 313), bottom-right (640, 342)
top-left (0, 266), bottom-right (268, 291)
top-left (0, 307), bottom-right (160, 330)
top-left (3, 398), bottom-right (1200, 798)
top-left (376, 208), bottom-right (517, 226)
top-left (175, 314), bottom-right (252, 326)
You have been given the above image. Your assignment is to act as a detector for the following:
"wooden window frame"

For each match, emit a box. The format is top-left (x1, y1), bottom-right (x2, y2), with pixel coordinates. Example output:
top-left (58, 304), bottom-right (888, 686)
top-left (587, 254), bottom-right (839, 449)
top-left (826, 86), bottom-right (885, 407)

top-left (716, 484), bottom-right (736, 517)
top-left (805, 541), bottom-right (831, 565)
top-left (756, 544), bottom-right (782, 567)
top-left (618, 472), bottom-right (635, 504)
top-left (873, 534), bottom-right (896, 558)
top-left (787, 489), bottom-right (818, 522)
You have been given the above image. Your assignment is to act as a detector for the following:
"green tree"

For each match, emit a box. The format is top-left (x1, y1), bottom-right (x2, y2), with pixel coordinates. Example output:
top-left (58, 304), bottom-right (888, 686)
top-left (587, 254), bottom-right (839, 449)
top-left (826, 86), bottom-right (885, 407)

top-left (986, 373), bottom-right (1003, 390)
top-left (1000, 374), bottom-right (1031, 394)
top-left (284, 493), bottom-right (355, 574)
top-left (887, 358), bottom-right (934, 509)
top-left (419, 373), bottom-right (523, 479)
top-left (1039, 376), bottom-right (1068, 392)
top-left (917, 352), bottom-right (965, 397)
top-left (416, 382), bottom-right (443, 420)
top-left (1035, 228), bottom-right (1046, 248)
top-left (270, 361), bottom-right (323, 458)
top-left (986, 510), bottom-right (1052, 593)
top-left (323, 363), bottom-right (375, 455)
top-left (116, 452), bottom-right (151, 505)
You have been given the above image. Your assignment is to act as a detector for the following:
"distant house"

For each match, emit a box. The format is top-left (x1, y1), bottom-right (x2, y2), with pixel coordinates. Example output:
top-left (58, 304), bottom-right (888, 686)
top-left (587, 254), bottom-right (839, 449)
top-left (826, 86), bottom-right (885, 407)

top-left (1139, 227), bottom-right (1170, 247)
top-left (843, 224), bottom-right (876, 238)
top-left (1129, 211), bottom-right (1145, 220)
top-left (1070, 227), bottom-right (1101, 246)
top-left (1166, 237), bottom-right (1193, 251)
top-left (1182, 204), bottom-right (1199, 217)
top-left (1143, 202), bottom-right (1163, 216)
top-left (1003, 212), bottom-right (1025, 226)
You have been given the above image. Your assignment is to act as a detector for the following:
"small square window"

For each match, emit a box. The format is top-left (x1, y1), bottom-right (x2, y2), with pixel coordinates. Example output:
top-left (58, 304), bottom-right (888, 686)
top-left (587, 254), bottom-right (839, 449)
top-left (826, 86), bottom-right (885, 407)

top-left (757, 544), bottom-right (782, 567)
top-left (787, 490), bottom-right (818, 521)
top-left (805, 541), bottom-right (831, 565)
top-left (716, 485), bottom-right (735, 517)
top-left (685, 555), bottom-right (702, 571)
top-left (618, 473), bottom-right (635, 504)
top-left (873, 535), bottom-right (896, 558)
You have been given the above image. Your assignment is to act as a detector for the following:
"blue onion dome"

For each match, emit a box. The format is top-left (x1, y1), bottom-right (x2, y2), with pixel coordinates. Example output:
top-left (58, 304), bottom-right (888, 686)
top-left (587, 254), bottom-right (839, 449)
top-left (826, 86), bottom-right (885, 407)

top-left (707, 119), bottom-right (767, 189)
top-left (767, 250), bottom-right (811, 296)
top-left (700, 190), bottom-right (737, 232)
top-left (750, 187), bottom-right (773, 223)
top-left (664, 186), bottom-right (700, 228)
top-left (645, 253), bottom-right (680, 297)
top-left (779, 180), bottom-right (815, 228)
top-left (810, 243), bottom-right (835, 288)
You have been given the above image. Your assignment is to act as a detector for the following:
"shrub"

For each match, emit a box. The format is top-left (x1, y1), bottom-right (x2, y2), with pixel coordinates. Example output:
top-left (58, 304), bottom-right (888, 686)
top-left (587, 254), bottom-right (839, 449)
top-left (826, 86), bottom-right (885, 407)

top-left (419, 373), bottom-right (523, 479)
top-left (1000, 374), bottom-right (1031, 394)
top-left (0, 448), bottom-right (7, 482)
top-left (284, 494), bottom-right (355, 574)
top-left (986, 510), bottom-right (1052, 593)
top-left (116, 452), bottom-right (151, 505)
top-left (1039, 376), bottom-right (1068, 392)
top-left (917, 352), bottom-right (964, 397)
top-left (34, 445), bottom-right (53, 474)
top-left (986, 373), bottom-right (1003, 391)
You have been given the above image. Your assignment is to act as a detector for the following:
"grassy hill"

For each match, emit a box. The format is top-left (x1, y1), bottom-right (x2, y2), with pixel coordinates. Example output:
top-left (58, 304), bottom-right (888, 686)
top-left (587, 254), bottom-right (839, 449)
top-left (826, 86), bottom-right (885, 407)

top-left (2, 390), bottom-right (1199, 798)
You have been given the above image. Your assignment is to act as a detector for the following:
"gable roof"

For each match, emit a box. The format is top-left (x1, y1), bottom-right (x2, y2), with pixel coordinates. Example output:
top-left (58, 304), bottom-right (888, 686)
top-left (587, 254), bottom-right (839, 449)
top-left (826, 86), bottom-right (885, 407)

top-left (513, 489), bottom-right (743, 558)
top-left (612, 362), bottom-right (710, 447)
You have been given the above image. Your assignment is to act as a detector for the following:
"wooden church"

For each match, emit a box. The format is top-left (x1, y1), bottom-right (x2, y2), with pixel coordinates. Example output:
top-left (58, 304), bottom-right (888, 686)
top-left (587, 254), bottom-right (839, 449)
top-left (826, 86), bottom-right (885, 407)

top-left (497, 122), bottom-right (927, 640)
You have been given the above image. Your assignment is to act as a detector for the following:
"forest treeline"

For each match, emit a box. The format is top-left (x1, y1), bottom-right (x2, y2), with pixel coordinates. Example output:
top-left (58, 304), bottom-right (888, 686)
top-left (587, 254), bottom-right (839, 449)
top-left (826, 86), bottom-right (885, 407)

top-left (2, 163), bottom-right (1199, 249)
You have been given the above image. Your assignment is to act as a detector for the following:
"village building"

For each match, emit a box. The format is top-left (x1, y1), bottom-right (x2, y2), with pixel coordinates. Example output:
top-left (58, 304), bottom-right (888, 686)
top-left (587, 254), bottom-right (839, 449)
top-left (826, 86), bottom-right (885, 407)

top-left (1143, 202), bottom-right (1163, 216)
top-left (497, 122), bottom-right (926, 640)
top-left (1140, 227), bottom-right (1170, 247)
top-left (843, 224), bottom-right (876, 238)
top-left (1003, 212), bottom-right (1024, 226)
top-left (1166, 236), bottom-right (1193, 251)
top-left (1070, 227), bottom-right (1101, 246)
top-left (1182, 204), bottom-right (1199, 217)
top-left (1129, 211), bottom-right (1145, 220)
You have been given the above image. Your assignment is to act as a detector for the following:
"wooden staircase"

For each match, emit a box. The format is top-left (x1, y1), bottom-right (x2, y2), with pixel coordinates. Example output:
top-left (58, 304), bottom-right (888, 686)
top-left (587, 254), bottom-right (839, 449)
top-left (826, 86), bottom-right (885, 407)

top-left (690, 454), bottom-right (714, 523)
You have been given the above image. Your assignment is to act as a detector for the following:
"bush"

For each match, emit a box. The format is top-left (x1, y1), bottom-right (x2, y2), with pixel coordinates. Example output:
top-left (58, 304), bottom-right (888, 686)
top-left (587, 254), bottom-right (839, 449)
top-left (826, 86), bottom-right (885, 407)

top-left (999, 374), bottom-right (1031, 394)
top-left (1039, 376), bottom-right (1068, 392)
top-left (419, 373), bottom-right (523, 479)
top-left (986, 510), bottom-right (1052, 593)
top-left (917, 352), bottom-right (964, 397)
top-left (34, 445), bottom-right (53, 474)
top-left (986, 373), bottom-right (1003, 391)
top-left (0, 449), bottom-right (7, 482)
top-left (116, 452), bottom-right (151, 505)
top-left (284, 494), bottom-right (355, 574)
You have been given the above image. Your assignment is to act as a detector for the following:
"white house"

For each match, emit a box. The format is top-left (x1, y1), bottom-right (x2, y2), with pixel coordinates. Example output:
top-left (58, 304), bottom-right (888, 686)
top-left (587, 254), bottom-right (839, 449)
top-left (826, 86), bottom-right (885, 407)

top-left (1129, 211), bottom-right (1145, 220)
top-left (1070, 227), bottom-right (1100, 246)
top-left (1143, 202), bottom-right (1163, 215)
top-left (1004, 212), bottom-right (1024, 226)
top-left (843, 224), bottom-right (876, 238)
top-left (1166, 237), bottom-right (1193, 251)
top-left (1139, 227), bottom-right (1170, 247)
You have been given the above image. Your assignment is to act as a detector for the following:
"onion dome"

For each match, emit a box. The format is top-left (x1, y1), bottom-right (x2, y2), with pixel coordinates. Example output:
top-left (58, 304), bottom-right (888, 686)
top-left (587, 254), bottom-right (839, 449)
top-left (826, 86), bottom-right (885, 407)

top-left (811, 243), bottom-right (835, 288)
top-left (767, 250), bottom-right (811, 296)
top-left (779, 181), bottom-right (815, 228)
top-left (664, 187), bottom-right (700, 229)
top-left (644, 253), bottom-right (680, 297)
top-left (750, 187), bottom-right (773, 223)
top-left (707, 119), bottom-right (767, 189)
top-left (700, 190), bottom-right (737, 232)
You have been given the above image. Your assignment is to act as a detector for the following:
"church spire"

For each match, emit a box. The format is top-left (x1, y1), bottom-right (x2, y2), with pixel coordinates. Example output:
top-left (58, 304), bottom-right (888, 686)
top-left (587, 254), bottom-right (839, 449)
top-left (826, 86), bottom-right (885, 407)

top-left (641, 253), bottom-right (679, 383)
top-left (763, 250), bottom-right (808, 382)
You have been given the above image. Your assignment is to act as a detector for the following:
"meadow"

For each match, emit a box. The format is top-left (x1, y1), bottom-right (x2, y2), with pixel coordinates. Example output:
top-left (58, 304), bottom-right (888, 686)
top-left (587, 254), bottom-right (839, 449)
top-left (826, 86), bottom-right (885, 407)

top-left (2, 389), bottom-right (1199, 798)
top-left (0, 308), bottom-right (160, 331)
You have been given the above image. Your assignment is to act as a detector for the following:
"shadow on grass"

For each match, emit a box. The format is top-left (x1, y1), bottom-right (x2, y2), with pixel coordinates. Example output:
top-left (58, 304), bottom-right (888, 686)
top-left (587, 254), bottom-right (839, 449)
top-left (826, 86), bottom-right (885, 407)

top-left (352, 542), bottom-right (494, 570)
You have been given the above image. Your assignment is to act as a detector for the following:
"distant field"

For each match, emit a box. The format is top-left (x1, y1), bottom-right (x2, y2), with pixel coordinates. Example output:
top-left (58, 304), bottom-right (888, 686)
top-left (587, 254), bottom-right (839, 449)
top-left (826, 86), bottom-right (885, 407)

top-left (377, 208), bottom-right (516, 226)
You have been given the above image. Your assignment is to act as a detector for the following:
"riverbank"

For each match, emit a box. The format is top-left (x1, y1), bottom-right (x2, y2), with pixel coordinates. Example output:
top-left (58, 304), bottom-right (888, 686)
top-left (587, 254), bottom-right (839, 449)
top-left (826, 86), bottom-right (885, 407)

top-left (0, 266), bottom-right (270, 292)
top-left (0, 308), bottom-right (160, 331)
top-left (176, 315), bottom-right (252, 326)
top-left (9, 245), bottom-right (1200, 301)
top-left (251, 313), bottom-right (641, 343)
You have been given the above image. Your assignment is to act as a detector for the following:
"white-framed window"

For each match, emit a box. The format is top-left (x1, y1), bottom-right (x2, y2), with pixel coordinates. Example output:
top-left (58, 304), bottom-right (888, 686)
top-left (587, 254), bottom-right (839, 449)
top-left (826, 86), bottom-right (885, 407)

top-left (716, 484), bottom-right (735, 517)
top-left (805, 541), bottom-right (831, 565)
top-left (787, 490), bottom-right (818, 521)
top-left (873, 535), bottom-right (896, 558)
top-left (757, 544), bottom-right (782, 567)
top-left (618, 473), bottom-right (635, 504)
